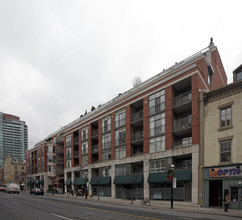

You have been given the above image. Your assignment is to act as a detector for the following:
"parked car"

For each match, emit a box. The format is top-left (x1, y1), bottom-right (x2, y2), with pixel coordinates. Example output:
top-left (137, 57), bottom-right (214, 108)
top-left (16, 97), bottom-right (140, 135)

top-left (4, 183), bottom-right (20, 194)
top-left (0, 186), bottom-right (5, 192)
top-left (30, 188), bottom-right (44, 196)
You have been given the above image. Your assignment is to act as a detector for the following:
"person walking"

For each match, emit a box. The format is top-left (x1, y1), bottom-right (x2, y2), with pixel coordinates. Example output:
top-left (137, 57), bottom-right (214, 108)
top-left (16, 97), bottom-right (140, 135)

top-left (224, 192), bottom-right (230, 212)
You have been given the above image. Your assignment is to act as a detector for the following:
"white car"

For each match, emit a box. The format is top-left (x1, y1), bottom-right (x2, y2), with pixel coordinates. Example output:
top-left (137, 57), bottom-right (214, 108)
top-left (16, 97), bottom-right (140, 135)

top-left (4, 183), bottom-right (20, 194)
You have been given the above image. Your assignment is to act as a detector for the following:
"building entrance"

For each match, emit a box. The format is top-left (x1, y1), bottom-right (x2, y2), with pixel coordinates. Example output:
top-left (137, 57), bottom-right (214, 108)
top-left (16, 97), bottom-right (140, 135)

top-left (230, 187), bottom-right (242, 209)
top-left (209, 180), bottom-right (222, 207)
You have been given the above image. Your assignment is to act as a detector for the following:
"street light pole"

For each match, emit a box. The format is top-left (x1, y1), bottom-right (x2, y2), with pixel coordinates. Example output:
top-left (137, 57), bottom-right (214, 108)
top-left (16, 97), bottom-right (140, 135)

top-left (84, 171), bottom-right (87, 199)
top-left (170, 164), bottom-right (175, 209)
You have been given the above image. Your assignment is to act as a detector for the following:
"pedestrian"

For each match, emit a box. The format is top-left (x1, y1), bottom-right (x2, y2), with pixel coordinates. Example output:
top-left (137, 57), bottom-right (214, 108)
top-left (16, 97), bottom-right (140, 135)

top-left (224, 192), bottom-right (230, 212)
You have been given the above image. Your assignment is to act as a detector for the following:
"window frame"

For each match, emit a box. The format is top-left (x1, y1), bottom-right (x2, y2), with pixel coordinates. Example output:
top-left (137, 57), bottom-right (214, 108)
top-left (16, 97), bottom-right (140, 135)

top-left (220, 139), bottom-right (232, 163)
top-left (218, 102), bottom-right (233, 130)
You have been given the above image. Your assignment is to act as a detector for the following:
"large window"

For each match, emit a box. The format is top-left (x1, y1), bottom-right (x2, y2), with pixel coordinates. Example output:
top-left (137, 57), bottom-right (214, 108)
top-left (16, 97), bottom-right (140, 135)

top-left (220, 140), bottom-right (231, 163)
top-left (82, 141), bottom-right (88, 155)
top-left (102, 151), bottom-right (111, 161)
top-left (149, 90), bottom-right (165, 115)
top-left (102, 115), bottom-right (111, 133)
top-left (149, 113), bottom-right (165, 137)
top-left (115, 109), bottom-right (126, 128)
top-left (115, 147), bottom-right (126, 159)
top-left (66, 135), bottom-right (72, 148)
top-left (115, 166), bottom-right (127, 176)
top-left (149, 136), bottom-right (165, 153)
top-left (82, 126), bottom-right (88, 141)
top-left (82, 156), bottom-right (88, 166)
top-left (115, 128), bottom-right (126, 147)
top-left (102, 133), bottom-right (111, 150)
top-left (220, 107), bottom-right (232, 128)
top-left (66, 148), bottom-right (71, 160)
top-left (150, 159), bottom-right (166, 173)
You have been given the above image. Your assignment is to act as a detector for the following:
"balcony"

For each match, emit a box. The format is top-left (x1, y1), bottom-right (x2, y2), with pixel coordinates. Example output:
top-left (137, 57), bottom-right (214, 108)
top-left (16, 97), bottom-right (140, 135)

top-left (73, 151), bottom-right (79, 158)
top-left (131, 110), bottom-right (143, 126)
top-left (173, 91), bottom-right (192, 114)
top-left (174, 137), bottom-right (192, 148)
top-left (91, 129), bottom-right (99, 140)
top-left (74, 137), bottom-right (79, 146)
top-left (56, 136), bottom-right (64, 144)
top-left (92, 144), bottom-right (99, 154)
top-left (55, 147), bottom-right (64, 154)
top-left (56, 168), bottom-right (64, 175)
top-left (173, 115), bottom-right (192, 136)
top-left (131, 131), bottom-right (143, 146)
top-left (55, 158), bottom-right (64, 164)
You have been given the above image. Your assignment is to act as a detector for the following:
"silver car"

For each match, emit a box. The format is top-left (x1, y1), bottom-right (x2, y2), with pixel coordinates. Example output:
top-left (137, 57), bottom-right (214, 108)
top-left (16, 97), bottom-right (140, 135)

top-left (4, 183), bottom-right (20, 194)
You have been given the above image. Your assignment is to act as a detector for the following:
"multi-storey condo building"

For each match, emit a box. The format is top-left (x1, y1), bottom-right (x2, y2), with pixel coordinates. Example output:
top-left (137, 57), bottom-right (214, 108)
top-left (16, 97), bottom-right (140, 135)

top-left (201, 65), bottom-right (242, 210)
top-left (26, 39), bottom-right (227, 205)
top-left (0, 112), bottom-right (28, 168)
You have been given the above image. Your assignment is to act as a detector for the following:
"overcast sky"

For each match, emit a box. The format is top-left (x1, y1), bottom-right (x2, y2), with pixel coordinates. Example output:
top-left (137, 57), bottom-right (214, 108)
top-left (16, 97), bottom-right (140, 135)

top-left (0, 0), bottom-right (241, 149)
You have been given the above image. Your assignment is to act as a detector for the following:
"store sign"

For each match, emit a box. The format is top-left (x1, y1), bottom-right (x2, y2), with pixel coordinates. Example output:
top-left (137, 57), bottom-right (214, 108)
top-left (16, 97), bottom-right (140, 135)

top-left (209, 166), bottom-right (242, 178)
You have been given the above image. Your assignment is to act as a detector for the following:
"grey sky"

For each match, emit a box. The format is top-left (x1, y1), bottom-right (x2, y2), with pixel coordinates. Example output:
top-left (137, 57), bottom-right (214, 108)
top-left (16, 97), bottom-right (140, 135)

top-left (0, 0), bottom-right (241, 149)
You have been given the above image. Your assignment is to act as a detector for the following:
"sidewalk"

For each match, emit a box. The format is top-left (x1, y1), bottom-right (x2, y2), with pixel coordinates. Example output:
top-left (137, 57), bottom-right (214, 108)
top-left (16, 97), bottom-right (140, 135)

top-left (45, 193), bottom-right (242, 218)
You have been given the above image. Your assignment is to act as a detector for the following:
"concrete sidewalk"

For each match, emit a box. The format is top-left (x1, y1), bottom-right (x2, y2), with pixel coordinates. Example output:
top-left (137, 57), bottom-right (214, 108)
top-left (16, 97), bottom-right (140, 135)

top-left (45, 193), bottom-right (242, 218)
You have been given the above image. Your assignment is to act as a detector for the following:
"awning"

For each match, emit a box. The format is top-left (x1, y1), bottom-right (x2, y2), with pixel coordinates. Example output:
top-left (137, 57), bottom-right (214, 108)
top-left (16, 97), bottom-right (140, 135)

top-left (90, 176), bottom-right (111, 185)
top-left (65, 178), bottom-right (72, 186)
top-left (113, 174), bottom-right (143, 185)
top-left (73, 178), bottom-right (88, 186)
top-left (147, 170), bottom-right (192, 184)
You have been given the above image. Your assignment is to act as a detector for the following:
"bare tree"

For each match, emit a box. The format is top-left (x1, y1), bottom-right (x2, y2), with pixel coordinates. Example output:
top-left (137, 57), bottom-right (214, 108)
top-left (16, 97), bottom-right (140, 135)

top-left (133, 76), bottom-right (142, 87)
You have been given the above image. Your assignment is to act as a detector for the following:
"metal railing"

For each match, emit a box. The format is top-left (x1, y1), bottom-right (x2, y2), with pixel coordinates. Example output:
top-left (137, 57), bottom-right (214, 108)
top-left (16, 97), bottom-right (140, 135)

top-left (173, 115), bottom-right (192, 131)
top-left (131, 110), bottom-right (143, 123)
top-left (173, 91), bottom-right (192, 108)
top-left (131, 131), bottom-right (143, 142)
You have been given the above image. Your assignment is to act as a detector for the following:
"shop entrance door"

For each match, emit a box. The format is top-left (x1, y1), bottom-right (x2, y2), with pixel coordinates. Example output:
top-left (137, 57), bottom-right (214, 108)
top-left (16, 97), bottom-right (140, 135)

top-left (230, 187), bottom-right (242, 209)
top-left (209, 180), bottom-right (222, 207)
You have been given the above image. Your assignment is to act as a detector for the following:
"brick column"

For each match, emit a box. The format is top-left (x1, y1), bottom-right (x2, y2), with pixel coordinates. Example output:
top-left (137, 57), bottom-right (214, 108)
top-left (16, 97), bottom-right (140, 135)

top-left (111, 112), bottom-right (115, 160)
top-left (64, 136), bottom-right (66, 169)
top-left (126, 105), bottom-right (131, 157)
top-left (44, 145), bottom-right (47, 172)
top-left (192, 74), bottom-right (199, 145)
top-left (143, 97), bottom-right (149, 154)
top-left (98, 119), bottom-right (102, 162)
top-left (71, 133), bottom-right (74, 167)
top-left (165, 86), bottom-right (173, 150)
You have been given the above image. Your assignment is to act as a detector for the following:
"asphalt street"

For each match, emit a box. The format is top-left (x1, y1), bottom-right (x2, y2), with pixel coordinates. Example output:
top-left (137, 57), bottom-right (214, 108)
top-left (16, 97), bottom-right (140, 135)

top-left (0, 192), bottom-right (241, 220)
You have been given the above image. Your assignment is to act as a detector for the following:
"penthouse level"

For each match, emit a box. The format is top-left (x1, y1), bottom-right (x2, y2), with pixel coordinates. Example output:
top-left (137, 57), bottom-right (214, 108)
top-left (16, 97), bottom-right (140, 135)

top-left (26, 39), bottom-right (227, 205)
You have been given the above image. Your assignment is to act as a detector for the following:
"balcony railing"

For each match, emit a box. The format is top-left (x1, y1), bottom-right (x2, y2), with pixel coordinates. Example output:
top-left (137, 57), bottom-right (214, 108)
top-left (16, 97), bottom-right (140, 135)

top-left (173, 91), bottom-right (192, 108)
top-left (131, 131), bottom-right (143, 142)
top-left (56, 136), bottom-right (64, 144)
top-left (73, 151), bottom-right (79, 158)
top-left (131, 110), bottom-right (143, 123)
top-left (55, 147), bottom-right (64, 154)
top-left (74, 137), bottom-right (79, 146)
top-left (92, 144), bottom-right (99, 153)
top-left (56, 168), bottom-right (64, 175)
top-left (91, 129), bottom-right (98, 138)
top-left (174, 137), bottom-right (192, 148)
top-left (173, 115), bottom-right (192, 132)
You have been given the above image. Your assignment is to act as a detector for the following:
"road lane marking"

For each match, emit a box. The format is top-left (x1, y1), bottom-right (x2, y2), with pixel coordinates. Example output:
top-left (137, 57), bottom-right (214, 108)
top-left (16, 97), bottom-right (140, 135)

top-left (11, 202), bottom-right (20, 205)
top-left (51, 213), bottom-right (73, 220)
top-left (33, 197), bottom-right (162, 220)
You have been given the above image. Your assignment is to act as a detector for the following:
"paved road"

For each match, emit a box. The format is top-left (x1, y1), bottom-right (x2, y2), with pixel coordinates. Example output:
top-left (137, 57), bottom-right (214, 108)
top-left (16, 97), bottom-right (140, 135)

top-left (0, 192), bottom-right (241, 220)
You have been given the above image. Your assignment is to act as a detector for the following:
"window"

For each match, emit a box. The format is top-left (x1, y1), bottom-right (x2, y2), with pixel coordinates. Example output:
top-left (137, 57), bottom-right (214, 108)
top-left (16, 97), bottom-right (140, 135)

top-left (102, 151), bottom-right (111, 161)
top-left (101, 167), bottom-right (111, 177)
top-left (115, 128), bottom-right (126, 146)
top-left (48, 165), bottom-right (55, 172)
top-left (115, 109), bottom-right (126, 128)
top-left (102, 115), bottom-right (111, 133)
top-left (48, 145), bottom-right (54, 153)
top-left (102, 133), bottom-right (111, 150)
top-left (149, 90), bottom-right (165, 115)
top-left (65, 135), bottom-right (72, 148)
top-left (66, 161), bottom-right (71, 168)
top-left (82, 126), bottom-right (88, 141)
top-left (220, 140), bottom-right (231, 162)
top-left (82, 156), bottom-right (88, 166)
top-left (66, 148), bottom-right (71, 160)
top-left (82, 141), bottom-right (88, 155)
top-left (115, 147), bottom-right (126, 159)
top-left (149, 159), bottom-right (166, 173)
top-left (149, 136), bottom-right (165, 153)
top-left (149, 113), bottom-right (165, 137)
top-left (48, 156), bottom-right (54, 163)
top-left (236, 71), bottom-right (242, 81)
top-left (220, 107), bottom-right (231, 128)
top-left (115, 166), bottom-right (127, 176)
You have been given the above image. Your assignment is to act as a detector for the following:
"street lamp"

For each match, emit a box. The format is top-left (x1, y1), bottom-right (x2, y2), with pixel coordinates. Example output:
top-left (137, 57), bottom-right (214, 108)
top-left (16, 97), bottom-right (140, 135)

top-left (84, 171), bottom-right (88, 199)
top-left (51, 174), bottom-right (55, 196)
top-left (170, 164), bottom-right (175, 209)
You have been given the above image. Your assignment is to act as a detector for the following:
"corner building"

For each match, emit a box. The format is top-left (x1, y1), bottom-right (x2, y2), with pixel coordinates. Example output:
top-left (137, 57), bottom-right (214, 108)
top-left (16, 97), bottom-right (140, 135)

top-left (26, 40), bottom-right (227, 205)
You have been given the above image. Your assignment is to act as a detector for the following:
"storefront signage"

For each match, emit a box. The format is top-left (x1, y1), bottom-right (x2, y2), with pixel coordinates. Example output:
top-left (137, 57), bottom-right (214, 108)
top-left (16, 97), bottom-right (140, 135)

top-left (209, 166), bottom-right (242, 178)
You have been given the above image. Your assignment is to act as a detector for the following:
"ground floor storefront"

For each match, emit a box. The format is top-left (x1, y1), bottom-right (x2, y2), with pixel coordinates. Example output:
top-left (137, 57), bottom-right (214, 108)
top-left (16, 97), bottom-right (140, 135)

top-left (203, 165), bottom-right (242, 210)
